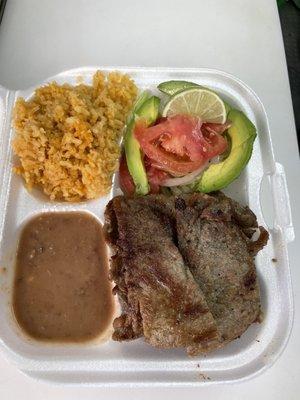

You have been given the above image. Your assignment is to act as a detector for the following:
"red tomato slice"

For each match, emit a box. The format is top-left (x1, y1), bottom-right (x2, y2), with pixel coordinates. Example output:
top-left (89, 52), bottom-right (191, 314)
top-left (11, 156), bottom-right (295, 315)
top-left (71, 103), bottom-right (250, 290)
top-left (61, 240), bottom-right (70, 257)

top-left (134, 115), bottom-right (228, 176)
top-left (119, 154), bottom-right (135, 196)
top-left (203, 121), bottom-right (231, 134)
top-left (144, 157), bottom-right (170, 193)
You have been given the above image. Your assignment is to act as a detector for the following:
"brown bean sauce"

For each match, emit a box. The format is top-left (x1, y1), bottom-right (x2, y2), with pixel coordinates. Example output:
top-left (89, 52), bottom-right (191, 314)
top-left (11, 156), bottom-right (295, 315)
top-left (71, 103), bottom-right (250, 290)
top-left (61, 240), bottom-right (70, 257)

top-left (13, 212), bottom-right (114, 342)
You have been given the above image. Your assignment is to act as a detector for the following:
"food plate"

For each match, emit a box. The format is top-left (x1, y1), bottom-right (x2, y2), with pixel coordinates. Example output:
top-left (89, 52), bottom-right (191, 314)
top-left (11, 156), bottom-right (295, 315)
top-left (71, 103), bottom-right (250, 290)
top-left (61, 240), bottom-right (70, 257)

top-left (0, 66), bottom-right (295, 386)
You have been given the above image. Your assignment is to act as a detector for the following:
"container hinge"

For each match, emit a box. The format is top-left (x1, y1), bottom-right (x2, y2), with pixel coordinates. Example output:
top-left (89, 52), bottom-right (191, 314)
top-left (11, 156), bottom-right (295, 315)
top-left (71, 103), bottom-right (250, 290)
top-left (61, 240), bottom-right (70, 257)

top-left (270, 162), bottom-right (295, 243)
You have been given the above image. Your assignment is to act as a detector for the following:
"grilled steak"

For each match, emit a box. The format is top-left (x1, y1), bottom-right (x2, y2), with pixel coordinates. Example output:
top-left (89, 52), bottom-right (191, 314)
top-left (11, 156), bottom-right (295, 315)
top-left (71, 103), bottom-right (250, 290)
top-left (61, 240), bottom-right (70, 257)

top-left (174, 193), bottom-right (268, 347)
top-left (104, 192), bottom-right (268, 354)
top-left (105, 196), bottom-right (221, 354)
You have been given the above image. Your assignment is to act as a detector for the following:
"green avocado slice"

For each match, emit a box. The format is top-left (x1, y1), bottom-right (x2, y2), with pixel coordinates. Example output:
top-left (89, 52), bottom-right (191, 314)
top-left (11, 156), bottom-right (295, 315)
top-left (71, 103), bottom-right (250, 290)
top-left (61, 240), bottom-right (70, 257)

top-left (124, 94), bottom-right (160, 195)
top-left (157, 80), bottom-right (231, 114)
top-left (196, 109), bottom-right (257, 193)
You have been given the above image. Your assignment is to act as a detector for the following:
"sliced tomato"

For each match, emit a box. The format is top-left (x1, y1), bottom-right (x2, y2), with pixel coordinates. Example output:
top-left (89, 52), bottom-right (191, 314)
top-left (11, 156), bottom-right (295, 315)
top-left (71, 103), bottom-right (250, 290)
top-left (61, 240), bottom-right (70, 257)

top-left (134, 115), bottom-right (228, 176)
top-left (119, 154), bottom-right (135, 196)
top-left (119, 153), bottom-right (168, 195)
top-left (144, 157), bottom-right (170, 193)
top-left (203, 121), bottom-right (231, 134)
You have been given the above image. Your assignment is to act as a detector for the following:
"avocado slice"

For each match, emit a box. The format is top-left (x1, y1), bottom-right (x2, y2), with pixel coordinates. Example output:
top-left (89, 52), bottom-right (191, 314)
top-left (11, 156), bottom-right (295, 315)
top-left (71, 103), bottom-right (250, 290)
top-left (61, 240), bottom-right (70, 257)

top-left (131, 91), bottom-right (151, 116)
top-left (158, 80), bottom-right (231, 114)
top-left (195, 109), bottom-right (256, 193)
top-left (136, 95), bottom-right (160, 125)
top-left (124, 94), bottom-right (160, 195)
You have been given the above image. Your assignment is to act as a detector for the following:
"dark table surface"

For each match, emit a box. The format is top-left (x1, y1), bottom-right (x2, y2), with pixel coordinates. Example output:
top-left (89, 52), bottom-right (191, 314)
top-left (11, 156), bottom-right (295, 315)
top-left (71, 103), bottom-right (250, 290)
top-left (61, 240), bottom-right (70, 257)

top-left (279, 2), bottom-right (300, 149)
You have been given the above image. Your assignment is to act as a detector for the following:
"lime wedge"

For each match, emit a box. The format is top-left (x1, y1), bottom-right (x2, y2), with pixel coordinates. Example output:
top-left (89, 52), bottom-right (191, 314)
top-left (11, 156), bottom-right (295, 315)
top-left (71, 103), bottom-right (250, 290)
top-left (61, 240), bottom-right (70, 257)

top-left (162, 88), bottom-right (227, 123)
top-left (158, 80), bottom-right (202, 96)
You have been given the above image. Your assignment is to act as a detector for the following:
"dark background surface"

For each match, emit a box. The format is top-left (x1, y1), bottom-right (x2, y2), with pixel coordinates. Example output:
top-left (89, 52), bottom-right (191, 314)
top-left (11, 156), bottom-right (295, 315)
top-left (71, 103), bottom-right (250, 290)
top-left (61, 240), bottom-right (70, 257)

top-left (279, 1), bottom-right (300, 150)
top-left (0, 0), bottom-right (299, 149)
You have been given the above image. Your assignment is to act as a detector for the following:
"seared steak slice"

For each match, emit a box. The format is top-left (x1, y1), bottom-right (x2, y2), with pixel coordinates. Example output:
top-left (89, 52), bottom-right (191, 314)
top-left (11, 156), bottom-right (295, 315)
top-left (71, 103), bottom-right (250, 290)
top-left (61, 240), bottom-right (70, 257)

top-left (175, 194), bottom-right (266, 347)
top-left (105, 200), bottom-right (143, 341)
top-left (105, 196), bottom-right (220, 354)
top-left (104, 192), bottom-right (268, 354)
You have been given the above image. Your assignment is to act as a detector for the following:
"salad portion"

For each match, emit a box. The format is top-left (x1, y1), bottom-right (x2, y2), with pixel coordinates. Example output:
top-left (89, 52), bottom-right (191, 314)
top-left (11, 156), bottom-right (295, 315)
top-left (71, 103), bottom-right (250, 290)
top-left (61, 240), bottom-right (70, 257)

top-left (119, 80), bottom-right (256, 196)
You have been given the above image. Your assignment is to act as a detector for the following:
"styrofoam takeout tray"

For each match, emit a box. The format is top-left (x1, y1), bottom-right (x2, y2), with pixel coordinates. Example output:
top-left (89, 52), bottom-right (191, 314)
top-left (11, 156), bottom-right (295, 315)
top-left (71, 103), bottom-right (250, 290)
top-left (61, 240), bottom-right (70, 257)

top-left (0, 67), bottom-right (295, 386)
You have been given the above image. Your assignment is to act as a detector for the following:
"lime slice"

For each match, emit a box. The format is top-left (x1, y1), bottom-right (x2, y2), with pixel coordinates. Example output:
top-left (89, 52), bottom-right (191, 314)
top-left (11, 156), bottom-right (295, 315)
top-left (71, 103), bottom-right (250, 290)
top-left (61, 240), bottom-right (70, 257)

top-left (162, 88), bottom-right (227, 123)
top-left (158, 80), bottom-right (231, 114)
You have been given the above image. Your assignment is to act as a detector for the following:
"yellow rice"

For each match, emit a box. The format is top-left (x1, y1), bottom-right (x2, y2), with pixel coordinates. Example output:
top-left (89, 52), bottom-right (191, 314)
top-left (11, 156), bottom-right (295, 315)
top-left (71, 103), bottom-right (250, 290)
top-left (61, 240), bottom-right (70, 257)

top-left (12, 71), bottom-right (137, 201)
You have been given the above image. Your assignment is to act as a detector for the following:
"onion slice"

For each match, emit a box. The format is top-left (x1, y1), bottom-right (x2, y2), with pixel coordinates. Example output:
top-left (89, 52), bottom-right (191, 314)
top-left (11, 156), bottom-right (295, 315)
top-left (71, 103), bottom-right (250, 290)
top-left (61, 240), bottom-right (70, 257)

top-left (162, 161), bottom-right (209, 187)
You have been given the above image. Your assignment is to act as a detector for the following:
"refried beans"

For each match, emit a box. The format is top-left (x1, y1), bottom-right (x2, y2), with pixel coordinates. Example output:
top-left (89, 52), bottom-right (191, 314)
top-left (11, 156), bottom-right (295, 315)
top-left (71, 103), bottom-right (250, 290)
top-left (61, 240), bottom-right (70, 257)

top-left (13, 212), bottom-right (114, 342)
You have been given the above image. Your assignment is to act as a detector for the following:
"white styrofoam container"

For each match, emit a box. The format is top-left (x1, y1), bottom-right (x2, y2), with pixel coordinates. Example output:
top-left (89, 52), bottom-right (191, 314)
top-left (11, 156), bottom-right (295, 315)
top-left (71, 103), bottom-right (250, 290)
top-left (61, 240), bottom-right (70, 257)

top-left (0, 67), bottom-right (295, 386)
